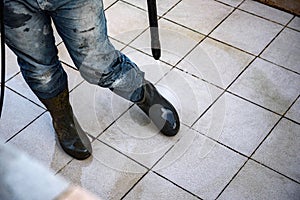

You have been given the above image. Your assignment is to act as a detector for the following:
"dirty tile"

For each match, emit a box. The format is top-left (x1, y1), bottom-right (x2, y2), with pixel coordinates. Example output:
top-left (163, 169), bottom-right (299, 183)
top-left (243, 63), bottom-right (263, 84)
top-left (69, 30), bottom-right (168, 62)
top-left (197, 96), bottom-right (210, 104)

top-left (261, 28), bottom-right (300, 73)
top-left (193, 92), bottom-right (280, 156)
top-left (105, 1), bottom-right (148, 44)
top-left (154, 129), bottom-right (247, 199)
top-left (157, 68), bottom-right (223, 126)
top-left (288, 16), bottom-right (300, 31)
top-left (8, 112), bottom-right (73, 173)
top-left (211, 10), bottom-right (283, 55)
top-left (229, 58), bottom-right (300, 114)
top-left (99, 113), bottom-right (192, 168)
top-left (218, 160), bottom-right (300, 200)
top-left (122, 47), bottom-right (171, 83)
top-left (286, 98), bottom-right (300, 123)
top-left (165, 0), bottom-right (233, 35)
top-left (0, 45), bottom-right (20, 81)
top-left (253, 118), bottom-right (300, 182)
top-left (0, 88), bottom-right (44, 142)
top-left (130, 18), bottom-right (204, 65)
top-left (218, 0), bottom-right (243, 7)
top-left (6, 63), bottom-right (83, 108)
top-left (178, 37), bottom-right (254, 88)
top-left (123, 0), bottom-right (181, 16)
top-left (58, 140), bottom-right (147, 199)
top-left (238, 0), bottom-right (293, 25)
top-left (70, 81), bottom-right (130, 137)
top-left (123, 171), bottom-right (199, 200)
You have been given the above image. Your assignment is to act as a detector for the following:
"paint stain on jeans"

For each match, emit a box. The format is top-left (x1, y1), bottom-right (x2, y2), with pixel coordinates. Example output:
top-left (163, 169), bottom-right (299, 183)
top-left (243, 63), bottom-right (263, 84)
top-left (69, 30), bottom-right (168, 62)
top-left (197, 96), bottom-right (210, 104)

top-left (4, 5), bottom-right (32, 28)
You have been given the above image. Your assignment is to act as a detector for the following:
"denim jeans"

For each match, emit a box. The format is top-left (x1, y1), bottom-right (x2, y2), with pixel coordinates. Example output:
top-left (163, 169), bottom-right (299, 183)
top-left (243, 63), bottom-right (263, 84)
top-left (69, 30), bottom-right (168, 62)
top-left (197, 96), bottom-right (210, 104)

top-left (4, 0), bottom-right (145, 102)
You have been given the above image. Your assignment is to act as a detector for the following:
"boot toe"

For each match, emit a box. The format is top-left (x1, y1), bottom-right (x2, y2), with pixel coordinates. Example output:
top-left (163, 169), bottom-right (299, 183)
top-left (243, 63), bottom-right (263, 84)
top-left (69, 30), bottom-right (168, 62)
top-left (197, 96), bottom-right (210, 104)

top-left (62, 139), bottom-right (92, 160)
top-left (149, 104), bottom-right (180, 136)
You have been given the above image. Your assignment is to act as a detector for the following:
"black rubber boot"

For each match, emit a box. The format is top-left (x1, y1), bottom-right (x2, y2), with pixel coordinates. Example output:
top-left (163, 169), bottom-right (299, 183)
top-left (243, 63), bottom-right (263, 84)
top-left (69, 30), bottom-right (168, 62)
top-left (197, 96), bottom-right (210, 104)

top-left (39, 88), bottom-right (92, 160)
top-left (136, 80), bottom-right (180, 136)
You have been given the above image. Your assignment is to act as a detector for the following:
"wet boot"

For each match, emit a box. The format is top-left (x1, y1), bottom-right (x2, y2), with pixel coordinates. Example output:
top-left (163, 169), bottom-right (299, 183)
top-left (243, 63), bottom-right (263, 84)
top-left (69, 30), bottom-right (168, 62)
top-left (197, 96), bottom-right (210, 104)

top-left (39, 88), bottom-right (92, 160)
top-left (136, 80), bottom-right (180, 136)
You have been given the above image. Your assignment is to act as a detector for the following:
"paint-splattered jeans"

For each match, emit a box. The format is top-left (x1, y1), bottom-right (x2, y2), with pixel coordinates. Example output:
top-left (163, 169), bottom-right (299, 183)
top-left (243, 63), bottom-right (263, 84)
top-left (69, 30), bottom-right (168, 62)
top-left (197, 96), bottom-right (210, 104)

top-left (4, 0), bottom-right (145, 101)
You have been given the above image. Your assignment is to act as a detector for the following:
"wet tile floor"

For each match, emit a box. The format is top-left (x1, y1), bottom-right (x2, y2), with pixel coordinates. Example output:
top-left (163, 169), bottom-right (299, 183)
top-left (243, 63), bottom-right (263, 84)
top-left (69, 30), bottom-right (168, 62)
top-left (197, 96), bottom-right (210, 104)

top-left (1, 0), bottom-right (300, 199)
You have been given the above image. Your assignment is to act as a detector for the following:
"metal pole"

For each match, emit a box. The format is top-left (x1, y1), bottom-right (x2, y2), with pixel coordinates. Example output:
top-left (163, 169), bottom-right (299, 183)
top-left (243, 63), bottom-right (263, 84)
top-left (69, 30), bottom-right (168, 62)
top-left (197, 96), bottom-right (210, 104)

top-left (147, 0), bottom-right (161, 60)
top-left (0, 0), bottom-right (6, 118)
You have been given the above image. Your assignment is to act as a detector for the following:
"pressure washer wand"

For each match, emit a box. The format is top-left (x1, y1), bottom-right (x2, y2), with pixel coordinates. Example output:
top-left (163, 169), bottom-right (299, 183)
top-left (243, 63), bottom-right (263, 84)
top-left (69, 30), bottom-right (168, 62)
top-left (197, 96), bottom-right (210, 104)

top-left (147, 0), bottom-right (161, 60)
top-left (0, 0), bottom-right (6, 119)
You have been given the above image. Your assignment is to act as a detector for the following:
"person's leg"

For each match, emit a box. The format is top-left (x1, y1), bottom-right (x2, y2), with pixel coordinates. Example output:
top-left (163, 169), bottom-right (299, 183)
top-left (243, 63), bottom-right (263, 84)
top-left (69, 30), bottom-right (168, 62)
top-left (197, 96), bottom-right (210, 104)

top-left (52, 0), bottom-right (180, 136)
top-left (4, 0), bottom-right (91, 159)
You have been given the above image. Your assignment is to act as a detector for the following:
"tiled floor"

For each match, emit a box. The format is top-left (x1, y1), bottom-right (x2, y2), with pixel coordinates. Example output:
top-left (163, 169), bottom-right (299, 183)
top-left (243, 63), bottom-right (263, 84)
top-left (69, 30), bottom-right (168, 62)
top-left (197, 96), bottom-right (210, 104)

top-left (1, 0), bottom-right (300, 199)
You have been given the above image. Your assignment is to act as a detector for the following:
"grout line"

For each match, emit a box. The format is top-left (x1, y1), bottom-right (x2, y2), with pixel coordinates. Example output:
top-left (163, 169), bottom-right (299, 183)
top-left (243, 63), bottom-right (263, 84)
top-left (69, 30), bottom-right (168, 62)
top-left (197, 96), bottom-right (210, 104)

top-left (190, 90), bottom-right (225, 127)
top-left (259, 56), bottom-right (300, 76)
top-left (215, 107), bottom-right (286, 197)
top-left (153, 171), bottom-right (203, 199)
top-left (120, 123), bottom-right (203, 199)
top-left (158, 0), bottom-right (183, 18)
top-left (249, 158), bottom-right (300, 184)
top-left (4, 71), bottom-right (21, 83)
top-left (104, 0), bottom-right (119, 11)
top-left (236, 7), bottom-right (293, 27)
top-left (5, 110), bottom-right (47, 143)
top-left (5, 85), bottom-right (46, 110)
top-left (215, 158), bottom-right (249, 199)
top-left (119, 0), bottom-right (147, 13)
top-left (55, 159), bottom-right (74, 175)
top-left (225, 90), bottom-right (283, 116)
top-left (120, 171), bottom-right (150, 199)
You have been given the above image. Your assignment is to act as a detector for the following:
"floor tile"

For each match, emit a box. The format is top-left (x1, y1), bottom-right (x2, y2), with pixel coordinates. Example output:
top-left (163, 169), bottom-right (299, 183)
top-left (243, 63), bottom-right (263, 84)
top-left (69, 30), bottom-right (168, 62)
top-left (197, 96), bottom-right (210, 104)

top-left (6, 73), bottom-right (44, 107)
top-left (6, 64), bottom-right (82, 108)
top-left (105, 1), bottom-right (148, 44)
top-left (123, 0), bottom-right (181, 16)
top-left (0, 88), bottom-right (44, 142)
top-left (261, 28), bottom-right (300, 73)
top-left (99, 115), bottom-right (192, 168)
top-left (229, 58), bottom-right (300, 114)
top-left (157, 68), bottom-right (223, 126)
top-left (52, 21), bottom-right (63, 45)
top-left (211, 9), bottom-right (283, 55)
top-left (58, 140), bottom-right (147, 200)
top-left (153, 129), bottom-right (247, 199)
top-left (130, 18), bottom-right (204, 66)
top-left (57, 42), bottom-right (75, 67)
top-left (123, 171), bottom-right (199, 200)
top-left (288, 16), bottom-right (300, 31)
top-left (286, 98), bottom-right (300, 123)
top-left (109, 37), bottom-right (127, 50)
top-left (218, 160), bottom-right (300, 200)
top-left (1, 45), bottom-right (20, 81)
top-left (164, 0), bottom-right (233, 35)
top-left (8, 112), bottom-right (73, 173)
top-left (238, 0), bottom-right (293, 25)
top-left (177, 37), bottom-right (254, 88)
top-left (122, 47), bottom-right (172, 83)
top-left (217, 0), bottom-right (243, 7)
top-left (193, 92), bottom-right (280, 156)
top-left (70, 81), bottom-right (130, 137)
top-left (252, 118), bottom-right (300, 182)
